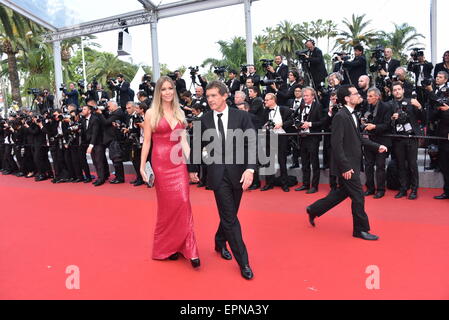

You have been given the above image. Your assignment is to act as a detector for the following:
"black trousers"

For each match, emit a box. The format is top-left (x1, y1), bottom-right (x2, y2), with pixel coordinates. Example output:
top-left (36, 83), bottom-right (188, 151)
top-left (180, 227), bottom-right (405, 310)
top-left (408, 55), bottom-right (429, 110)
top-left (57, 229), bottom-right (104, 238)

top-left (33, 146), bottom-right (51, 176)
top-left (323, 130), bottom-right (331, 168)
top-left (50, 145), bottom-right (69, 179)
top-left (266, 134), bottom-right (288, 186)
top-left (213, 169), bottom-right (248, 268)
top-left (308, 174), bottom-right (371, 233)
top-left (14, 145), bottom-right (25, 173)
top-left (23, 146), bottom-right (35, 174)
top-left (300, 136), bottom-right (320, 188)
top-left (66, 145), bottom-right (84, 180)
top-left (131, 145), bottom-right (143, 182)
top-left (364, 147), bottom-right (389, 192)
top-left (289, 136), bottom-right (300, 165)
top-left (91, 144), bottom-right (107, 181)
top-left (3, 145), bottom-right (18, 172)
top-left (439, 141), bottom-right (449, 195)
top-left (80, 144), bottom-right (91, 179)
top-left (393, 138), bottom-right (419, 192)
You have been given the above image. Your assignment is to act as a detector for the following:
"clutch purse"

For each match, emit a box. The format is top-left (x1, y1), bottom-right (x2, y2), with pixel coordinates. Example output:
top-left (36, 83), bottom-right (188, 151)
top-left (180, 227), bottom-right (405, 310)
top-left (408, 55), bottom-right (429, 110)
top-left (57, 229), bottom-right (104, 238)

top-left (144, 161), bottom-right (155, 187)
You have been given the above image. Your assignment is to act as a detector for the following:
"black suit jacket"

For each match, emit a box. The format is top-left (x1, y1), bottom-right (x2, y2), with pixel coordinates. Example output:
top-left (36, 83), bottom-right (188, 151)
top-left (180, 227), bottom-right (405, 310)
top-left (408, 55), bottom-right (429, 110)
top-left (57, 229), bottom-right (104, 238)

top-left (343, 55), bottom-right (367, 87)
top-left (307, 47), bottom-right (328, 84)
top-left (407, 61), bottom-right (434, 86)
top-left (248, 97), bottom-right (265, 129)
top-left (98, 108), bottom-right (126, 145)
top-left (263, 106), bottom-right (293, 130)
top-left (188, 108), bottom-right (257, 190)
top-left (386, 59), bottom-right (401, 78)
top-left (363, 101), bottom-right (393, 147)
top-left (434, 63), bottom-right (449, 79)
top-left (331, 107), bottom-right (380, 176)
top-left (82, 114), bottom-right (103, 146)
top-left (389, 99), bottom-right (425, 136)
top-left (285, 100), bottom-right (324, 133)
top-left (275, 64), bottom-right (289, 83)
top-left (226, 78), bottom-right (241, 96)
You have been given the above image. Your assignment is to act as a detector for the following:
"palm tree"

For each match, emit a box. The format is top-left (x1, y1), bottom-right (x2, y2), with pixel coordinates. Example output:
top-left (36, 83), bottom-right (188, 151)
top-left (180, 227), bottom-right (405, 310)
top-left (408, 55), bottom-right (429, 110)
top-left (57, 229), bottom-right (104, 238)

top-left (336, 14), bottom-right (380, 52)
top-left (379, 23), bottom-right (424, 64)
top-left (268, 20), bottom-right (307, 67)
top-left (202, 37), bottom-right (248, 72)
top-left (0, 5), bottom-right (34, 107)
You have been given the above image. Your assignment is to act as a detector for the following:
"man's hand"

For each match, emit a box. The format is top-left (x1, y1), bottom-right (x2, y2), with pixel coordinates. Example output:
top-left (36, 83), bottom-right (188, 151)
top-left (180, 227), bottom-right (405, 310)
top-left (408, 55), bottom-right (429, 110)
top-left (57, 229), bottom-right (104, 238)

top-left (301, 122), bottom-right (312, 130)
top-left (267, 66), bottom-right (275, 73)
top-left (189, 172), bottom-right (200, 184)
top-left (392, 113), bottom-right (399, 120)
top-left (438, 104), bottom-right (449, 112)
top-left (274, 123), bottom-right (283, 130)
top-left (379, 145), bottom-right (388, 153)
top-left (411, 98), bottom-right (422, 109)
top-left (240, 170), bottom-right (254, 191)
top-left (87, 146), bottom-right (93, 155)
top-left (342, 169), bottom-right (354, 180)
top-left (379, 70), bottom-right (388, 77)
top-left (364, 124), bottom-right (376, 131)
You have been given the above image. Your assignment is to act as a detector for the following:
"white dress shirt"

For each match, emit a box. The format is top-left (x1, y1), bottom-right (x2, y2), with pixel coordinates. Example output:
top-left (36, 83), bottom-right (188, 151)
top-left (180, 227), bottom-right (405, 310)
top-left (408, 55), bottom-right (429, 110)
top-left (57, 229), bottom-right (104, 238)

top-left (269, 106), bottom-right (286, 134)
top-left (345, 105), bottom-right (358, 128)
top-left (213, 105), bottom-right (229, 139)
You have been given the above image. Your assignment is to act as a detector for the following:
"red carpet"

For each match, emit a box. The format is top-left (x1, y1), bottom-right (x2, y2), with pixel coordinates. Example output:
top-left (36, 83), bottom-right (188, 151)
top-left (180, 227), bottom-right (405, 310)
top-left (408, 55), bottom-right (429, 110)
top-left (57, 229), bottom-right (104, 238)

top-left (0, 175), bottom-right (448, 300)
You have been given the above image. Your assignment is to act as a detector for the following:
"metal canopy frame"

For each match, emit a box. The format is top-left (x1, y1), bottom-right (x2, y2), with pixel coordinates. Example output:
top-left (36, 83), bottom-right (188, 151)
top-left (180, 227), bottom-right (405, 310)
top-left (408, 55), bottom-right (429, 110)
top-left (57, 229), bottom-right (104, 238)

top-left (0, 0), bottom-right (257, 101)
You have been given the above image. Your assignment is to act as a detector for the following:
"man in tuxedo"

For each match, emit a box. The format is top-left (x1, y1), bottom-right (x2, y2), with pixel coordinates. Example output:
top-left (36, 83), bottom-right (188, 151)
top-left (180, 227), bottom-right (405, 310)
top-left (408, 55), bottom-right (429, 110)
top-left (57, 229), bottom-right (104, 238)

top-left (226, 70), bottom-right (241, 100)
top-left (189, 81), bottom-right (257, 280)
top-left (240, 65), bottom-right (261, 88)
top-left (96, 101), bottom-right (126, 184)
top-left (260, 93), bottom-right (292, 192)
top-left (362, 88), bottom-right (393, 199)
top-left (304, 40), bottom-right (328, 88)
top-left (287, 87), bottom-right (303, 169)
top-left (337, 45), bottom-right (367, 88)
top-left (266, 55), bottom-right (289, 85)
top-left (306, 85), bottom-right (388, 241)
top-left (293, 87), bottom-right (325, 194)
top-left (248, 87), bottom-right (265, 129)
top-left (81, 105), bottom-right (106, 187)
top-left (110, 74), bottom-right (131, 111)
top-left (382, 48), bottom-right (401, 78)
top-left (92, 83), bottom-right (110, 106)
top-left (407, 52), bottom-right (434, 105)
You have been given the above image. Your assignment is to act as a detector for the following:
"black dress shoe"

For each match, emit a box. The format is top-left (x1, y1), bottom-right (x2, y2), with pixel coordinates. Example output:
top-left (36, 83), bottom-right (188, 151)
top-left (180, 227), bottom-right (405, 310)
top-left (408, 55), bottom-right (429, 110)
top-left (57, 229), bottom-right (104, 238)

top-left (295, 185), bottom-right (310, 192)
top-left (129, 180), bottom-right (137, 185)
top-left (408, 191), bottom-right (418, 200)
top-left (353, 231), bottom-right (379, 241)
top-left (110, 179), bottom-right (125, 184)
top-left (93, 180), bottom-right (105, 187)
top-left (395, 191), bottom-right (407, 199)
top-left (190, 258), bottom-right (201, 269)
top-left (260, 185), bottom-right (274, 192)
top-left (306, 187), bottom-right (318, 194)
top-left (51, 178), bottom-right (58, 183)
top-left (15, 172), bottom-right (25, 177)
top-left (306, 206), bottom-right (316, 227)
top-left (364, 190), bottom-right (375, 196)
top-left (197, 183), bottom-right (205, 188)
top-left (248, 184), bottom-right (260, 191)
top-left (35, 176), bottom-right (47, 182)
top-left (84, 178), bottom-right (92, 183)
top-left (240, 265), bottom-right (254, 280)
top-left (281, 185), bottom-right (290, 192)
top-left (2, 171), bottom-right (11, 175)
top-left (55, 178), bottom-right (68, 184)
top-left (72, 178), bottom-right (83, 183)
top-left (133, 180), bottom-right (145, 187)
top-left (168, 253), bottom-right (179, 261)
top-left (434, 193), bottom-right (449, 200)
top-left (215, 247), bottom-right (232, 260)
top-left (373, 191), bottom-right (385, 199)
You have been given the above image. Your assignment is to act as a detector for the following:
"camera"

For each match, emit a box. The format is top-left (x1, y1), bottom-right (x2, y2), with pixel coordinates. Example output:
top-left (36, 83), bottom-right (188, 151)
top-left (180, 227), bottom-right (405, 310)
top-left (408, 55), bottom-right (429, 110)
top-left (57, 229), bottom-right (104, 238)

top-left (214, 66), bottom-right (227, 75)
top-left (293, 114), bottom-right (308, 130)
top-left (260, 59), bottom-right (274, 69)
top-left (167, 73), bottom-right (177, 81)
top-left (59, 83), bottom-right (66, 92)
top-left (241, 64), bottom-right (250, 74)
top-left (27, 88), bottom-right (42, 96)
top-left (265, 119), bottom-right (276, 131)
top-left (189, 66), bottom-right (199, 76)
top-left (332, 52), bottom-right (350, 62)
top-left (421, 78), bottom-right (434, 87)
top-left (78, 80), bottom-right (86, 89)
top-left (114, 120), bottom-right (126, 130)
top-left (260, 77), bottom-right (284, 87)
top-left (371, 45), bottom-right (386, 71)
top-left (295, 50), bottom-right (309, 62)
top-left (410, 48), bottom-right (425, 61)
top-left (360, 111), bottom-right (374, 130)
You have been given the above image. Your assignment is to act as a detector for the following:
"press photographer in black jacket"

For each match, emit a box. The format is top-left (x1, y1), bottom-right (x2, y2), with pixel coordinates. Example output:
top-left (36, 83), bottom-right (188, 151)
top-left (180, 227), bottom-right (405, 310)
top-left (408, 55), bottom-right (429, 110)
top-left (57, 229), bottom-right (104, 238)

top-left (337, 45), bottom-right (367, 88)
top-left (362, 88), bottom-right (393, 199)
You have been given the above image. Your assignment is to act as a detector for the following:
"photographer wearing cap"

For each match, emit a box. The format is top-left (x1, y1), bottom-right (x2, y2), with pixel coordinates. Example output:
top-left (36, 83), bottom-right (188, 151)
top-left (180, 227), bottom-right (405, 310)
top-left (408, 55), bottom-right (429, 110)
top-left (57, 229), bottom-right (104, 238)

top-left (390, 82), bottom-right (424, 200)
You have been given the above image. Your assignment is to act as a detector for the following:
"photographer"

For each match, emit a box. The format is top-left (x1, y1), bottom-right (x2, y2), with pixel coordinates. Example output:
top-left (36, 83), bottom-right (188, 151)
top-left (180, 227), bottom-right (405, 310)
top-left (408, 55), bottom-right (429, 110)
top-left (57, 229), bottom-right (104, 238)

top-left (87, 82), bottom-right (110, 107)
top-left (248, 87), bottom-right (265, 130)
top-left (47, 109), bottom-right (71, 183)
top-left (2, 117), bottom-right (19, 175)
top-left (407, 49), bottom-right (433, 105)
top-left (124, 102), bottom-right (145, 187)
top-left (62, 110), bottom-right (85, 183)
top-left (362, 88), bottom-right (393, 199)
top-left (96, 101), bottom-right (126, 184)
top-left (265, 55), bottom-right (289, 84)
top-left (333, 52), bottom-right (351, 85)
top-left (180, 91), bottom-right (194, 117)
top-left (289, 87), bottom-right (325, 194)
top-left (174, 70), bottom-right (187, 97)
top-left (260, 93), bottom-right (292, 193)
top-left (428, 72), bottom-right (449, 199)
top-left (62, 83), bottom-right (79, 108)
top-left (337, 45), bottom-right (367, 89)
top-left (21, 112), bottom-right (37, 178)
top-left (434, 50), bottom-right (449, 78)
top-left (279, 71), bottom-right (303, 107)
top-left (139, 74), bottom-right (155, 100)
top-left (240, 65), bottom-right (260, 88)
top-left (192, 87), bottom-right (210, 113)
top-left (303, 40), bottom-right (328, 88)
top-left (28, 114), bottom-right (52, 181)
top-left (390, 82), bottom-right (424, 200)
top-left (36, 89), bottom-right (55, 114)
top-left (287, 86), bottom-right (303, 169)
top-left (137, 90), bottom-right (152, 107)
top-left (226, 70), bottom-right (241, 100)
top-left (108, 74), bottom-right (131, 111)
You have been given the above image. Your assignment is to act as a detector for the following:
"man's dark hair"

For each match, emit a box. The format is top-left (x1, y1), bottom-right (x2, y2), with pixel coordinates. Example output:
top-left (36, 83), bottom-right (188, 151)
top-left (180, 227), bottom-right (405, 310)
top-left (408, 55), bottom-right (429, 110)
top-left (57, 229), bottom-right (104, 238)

top-left (248, 86), bottom-right (261, 97)
top-left (53, 108), bottom-right (62, 114)
top-left (206, 81), bottom-right (229, 96)
top-left (337, 85), bottom-right (356, 103)
top-left (290, 70), bottom-right (300, 81)
top-left (228, 69), bottom-right (237, 75)
top-left (137, 102), bottom-right (149, 112)
top-left (85, 98), bottom-right (97, 105)
top-left (138, 90), bottom-right (148, 98)
top-left (181, 91), bottom-right (192, 98)
top-left (117, 73), bottom-right (124, 78)
top-left (354, 45), bottom-right (364, 53)
top-left (392, 81), bottom-right (404, 89)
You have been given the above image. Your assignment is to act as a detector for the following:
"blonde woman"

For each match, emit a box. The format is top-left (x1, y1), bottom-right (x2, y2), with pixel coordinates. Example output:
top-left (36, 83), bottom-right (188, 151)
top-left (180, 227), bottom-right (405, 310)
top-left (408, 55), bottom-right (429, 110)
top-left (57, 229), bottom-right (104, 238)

top-left (140, 76), bottom-right (200, 268)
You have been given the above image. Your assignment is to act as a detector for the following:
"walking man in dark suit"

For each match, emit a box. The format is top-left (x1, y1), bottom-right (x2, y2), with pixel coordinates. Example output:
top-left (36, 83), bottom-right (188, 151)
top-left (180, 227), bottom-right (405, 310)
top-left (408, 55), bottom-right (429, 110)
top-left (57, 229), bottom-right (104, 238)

top-left (189, 81), bottom-right (257, 280)
top-left (306, 85), bottom-right (388, 241)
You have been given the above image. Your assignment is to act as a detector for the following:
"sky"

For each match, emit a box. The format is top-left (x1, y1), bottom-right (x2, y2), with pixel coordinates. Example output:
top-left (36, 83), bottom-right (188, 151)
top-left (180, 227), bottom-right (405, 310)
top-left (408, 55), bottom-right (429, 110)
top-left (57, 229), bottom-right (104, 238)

top-left (83, 0), bottom-right (449, 72)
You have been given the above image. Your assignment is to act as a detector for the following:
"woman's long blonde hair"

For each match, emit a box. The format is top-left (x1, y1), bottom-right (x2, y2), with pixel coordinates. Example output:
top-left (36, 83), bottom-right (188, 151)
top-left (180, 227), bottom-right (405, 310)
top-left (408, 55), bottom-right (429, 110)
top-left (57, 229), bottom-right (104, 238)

top-left (148, 76), bottom-right (186, 131)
